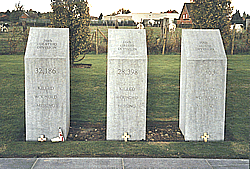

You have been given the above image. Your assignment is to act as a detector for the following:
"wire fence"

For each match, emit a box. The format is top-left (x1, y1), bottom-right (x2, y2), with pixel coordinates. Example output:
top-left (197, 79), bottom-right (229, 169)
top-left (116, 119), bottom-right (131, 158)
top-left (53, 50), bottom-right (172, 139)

top-left (1, 26), bottom-right (249, 55)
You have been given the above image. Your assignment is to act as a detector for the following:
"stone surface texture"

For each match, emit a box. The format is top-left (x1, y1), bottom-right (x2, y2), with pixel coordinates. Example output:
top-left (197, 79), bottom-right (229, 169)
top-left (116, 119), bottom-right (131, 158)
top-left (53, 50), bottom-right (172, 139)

top-left (180, 29), bottom-right (227, 141)
top-left (25, 27), bottom-right (70, 141)
top-left (34, 158), bottom-right (122, 169)
top-left (1, 158), bottom-right (248, 169)
top-left (107, 29), bottom-right (147, 140)
top-left (0, 158), bottom-right (37, 169)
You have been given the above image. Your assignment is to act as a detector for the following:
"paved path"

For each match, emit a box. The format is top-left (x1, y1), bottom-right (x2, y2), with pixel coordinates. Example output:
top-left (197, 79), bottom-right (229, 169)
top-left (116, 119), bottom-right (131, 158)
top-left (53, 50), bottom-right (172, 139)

top-left (0, 158), bottom-right (249, 169)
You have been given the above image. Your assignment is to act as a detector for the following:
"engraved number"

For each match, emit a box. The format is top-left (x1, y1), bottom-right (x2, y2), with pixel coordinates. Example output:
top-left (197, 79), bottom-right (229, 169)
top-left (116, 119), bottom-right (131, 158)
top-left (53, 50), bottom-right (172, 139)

top-left (117, 69), bottom-right (138, 75)
top-left (35, 68), bottom-right (56, 74)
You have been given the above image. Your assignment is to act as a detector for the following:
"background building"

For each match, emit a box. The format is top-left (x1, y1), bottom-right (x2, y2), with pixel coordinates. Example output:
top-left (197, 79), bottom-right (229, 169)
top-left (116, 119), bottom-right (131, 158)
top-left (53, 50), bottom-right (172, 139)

top-left (103, 11), bottom-right (179, 27)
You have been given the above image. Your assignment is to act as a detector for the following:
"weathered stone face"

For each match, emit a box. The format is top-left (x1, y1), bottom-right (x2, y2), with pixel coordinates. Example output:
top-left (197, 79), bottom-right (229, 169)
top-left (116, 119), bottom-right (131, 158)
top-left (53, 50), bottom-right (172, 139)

top-left (25, 28), bottom-right (70, 141)
top-left (180, 29), bottom-right (227, 141)
top-left (107, 29), bottom-right (147, 140)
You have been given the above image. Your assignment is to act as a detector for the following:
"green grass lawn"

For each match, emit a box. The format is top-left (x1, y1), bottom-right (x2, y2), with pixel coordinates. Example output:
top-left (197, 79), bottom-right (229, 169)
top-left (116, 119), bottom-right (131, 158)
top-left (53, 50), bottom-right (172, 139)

top-left (0, 54), bottom-right (249, 158)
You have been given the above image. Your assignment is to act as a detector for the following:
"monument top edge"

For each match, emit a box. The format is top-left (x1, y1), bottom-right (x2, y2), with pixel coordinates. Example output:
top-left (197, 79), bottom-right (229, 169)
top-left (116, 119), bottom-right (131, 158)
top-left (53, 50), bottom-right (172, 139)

top-left (108, 29), bottom-right (146, 32)
top-left (182, 29), bottom-right (220, 32)
top-left (108, 29), bottom-right (145, 30)
top-left (30, 27), bottom-right (69, 30)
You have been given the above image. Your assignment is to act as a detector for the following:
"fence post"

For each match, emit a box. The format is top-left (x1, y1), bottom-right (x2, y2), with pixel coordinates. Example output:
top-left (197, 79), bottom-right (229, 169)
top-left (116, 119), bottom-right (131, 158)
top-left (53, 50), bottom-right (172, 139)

top-left (162, 27), bottom-right (167, 55)
top-left (96, 28), bottom-right (98, 55)
top-left (231, 23), bottom-right (236, 55)
top-left (162, 18), bottom-right (169, 55)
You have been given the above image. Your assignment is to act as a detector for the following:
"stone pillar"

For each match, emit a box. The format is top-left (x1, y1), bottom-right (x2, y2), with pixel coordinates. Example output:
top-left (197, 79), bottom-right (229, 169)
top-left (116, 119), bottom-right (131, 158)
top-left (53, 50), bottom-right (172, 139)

top-left (25, 28), bottom-right (70, 141)
top-left (107, 29), bottom-right (147, 141)
top-left (180, 29), bottom-right (227, 141)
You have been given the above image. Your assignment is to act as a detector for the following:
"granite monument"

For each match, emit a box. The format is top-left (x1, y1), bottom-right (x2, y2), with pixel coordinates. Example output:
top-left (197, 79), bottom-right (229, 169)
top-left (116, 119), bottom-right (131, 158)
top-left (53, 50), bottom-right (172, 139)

top-left (179, 29), bottom-right (227, 141)
top-left (25, 27), bottom-right (70, 141)
top-left (107, 29), bottom-right (147, 141)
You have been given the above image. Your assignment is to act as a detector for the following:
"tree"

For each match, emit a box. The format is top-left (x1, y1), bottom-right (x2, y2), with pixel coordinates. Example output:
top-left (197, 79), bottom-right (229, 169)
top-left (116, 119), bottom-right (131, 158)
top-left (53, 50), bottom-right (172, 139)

top-left (119, 8), bottom-right (131, 14)
top-left (51, 0), bottom-right (91, 65)
top-left (9, 1), bottom-right (24, 22)
top-left (242, 11), bottom-right (250, 20)
top-left (110, 8), bottom-right (131, 16)
top-left (5, 10), bottom-right (11, 15)
top-left (189, 0), bottom-right (233, 50)
top-left (15, 1), bottom-right (24, 11)
top-left (10, 10), bottom-right (22, 22)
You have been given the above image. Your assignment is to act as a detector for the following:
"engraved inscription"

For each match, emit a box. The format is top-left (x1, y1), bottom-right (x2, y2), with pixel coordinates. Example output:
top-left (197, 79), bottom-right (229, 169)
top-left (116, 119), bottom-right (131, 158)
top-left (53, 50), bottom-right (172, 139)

top-left (119, 87), bottom-right (135, 91)
top-left (38, 86), bottom-right (54, 90)
top-left (195, 96), bottom-right (218, 100)
top-left (34, 95), bottom-right (57, 99)
top-left (197, 69), bottom-right (216, 76)
top-left (37, 39), bottom-right (57, 49)
top-left (118, 104), bottom-right (136, 108)
top-left (116, 96), bottom-right (138, 100)
top-left (35, 89), bottom-right (57, 107)
top-left (118, 40), bottom-right (137, 51)
top-left (35, 68), bottom-right (57, 74)
top-left (188, 60), bottom-right (225, 114)
top-left (37, 104), bottom-right (55, 108)
top-left (196, 41), bottom-right (215, 51)
top-left (117, 69), bottom-right (138, 75)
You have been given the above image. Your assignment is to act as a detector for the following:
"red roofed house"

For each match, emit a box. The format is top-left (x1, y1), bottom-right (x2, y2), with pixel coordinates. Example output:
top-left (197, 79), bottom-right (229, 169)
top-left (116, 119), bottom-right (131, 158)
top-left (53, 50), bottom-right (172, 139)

top-left (176, 1), bottom-right (195, 28)
top-left (0, 14), bottom-right (9, 21)
top-left (20, 13), bottom-right (29, 19)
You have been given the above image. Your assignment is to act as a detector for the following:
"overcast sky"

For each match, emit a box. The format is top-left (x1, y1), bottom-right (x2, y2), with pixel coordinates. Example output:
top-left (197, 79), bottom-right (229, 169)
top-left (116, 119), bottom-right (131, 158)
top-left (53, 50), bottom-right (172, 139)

top-left (1, 0), bottom-right (249, 17)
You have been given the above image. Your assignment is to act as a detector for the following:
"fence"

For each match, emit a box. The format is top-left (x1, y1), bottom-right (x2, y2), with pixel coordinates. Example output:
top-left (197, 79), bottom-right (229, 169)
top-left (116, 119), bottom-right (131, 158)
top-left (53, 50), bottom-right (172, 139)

top-left (90, 20), bottom-right (136, 26)
top-left (19, 18), bottom-right (51, 27)
top-left (1, 26), bottom-right (249, 56)
top-left (231, 29), bottom-right (250, 54)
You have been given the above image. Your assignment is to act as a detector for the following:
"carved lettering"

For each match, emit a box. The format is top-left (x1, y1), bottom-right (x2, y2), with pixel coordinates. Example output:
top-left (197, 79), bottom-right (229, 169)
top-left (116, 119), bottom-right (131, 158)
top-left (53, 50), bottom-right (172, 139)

top-left (117, 40), bottom-right (137, 51)
top-left (117, 96), bottom-right (138, 100)
top-left (119, 87), bottom-right (136, 91)
top-left (118, 47), bottom-right (137, 51)
top-left (117, 69), bottom-right (138, 75)
top-left (37, 86), bottom-right (54, 90)
top-left (36, 39), bottom-right (57, 49)
top-left (196, 41), bottom-right (215, 51)
top-left (118, 104), bottom-right (136, 108)
top-left (37, 46), bottom-right (57, 49)
top-left (35, 68), bottom-right (57, 74)
top-left (37, 104), bottom-right (55, 108)
top-left (34, 95), bottom-right (57, 99)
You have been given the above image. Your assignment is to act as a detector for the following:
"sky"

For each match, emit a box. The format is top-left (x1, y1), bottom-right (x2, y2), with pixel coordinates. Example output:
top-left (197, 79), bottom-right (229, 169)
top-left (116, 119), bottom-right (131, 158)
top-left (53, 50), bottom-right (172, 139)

top-left (0, 0), bottom-right (249, 17)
